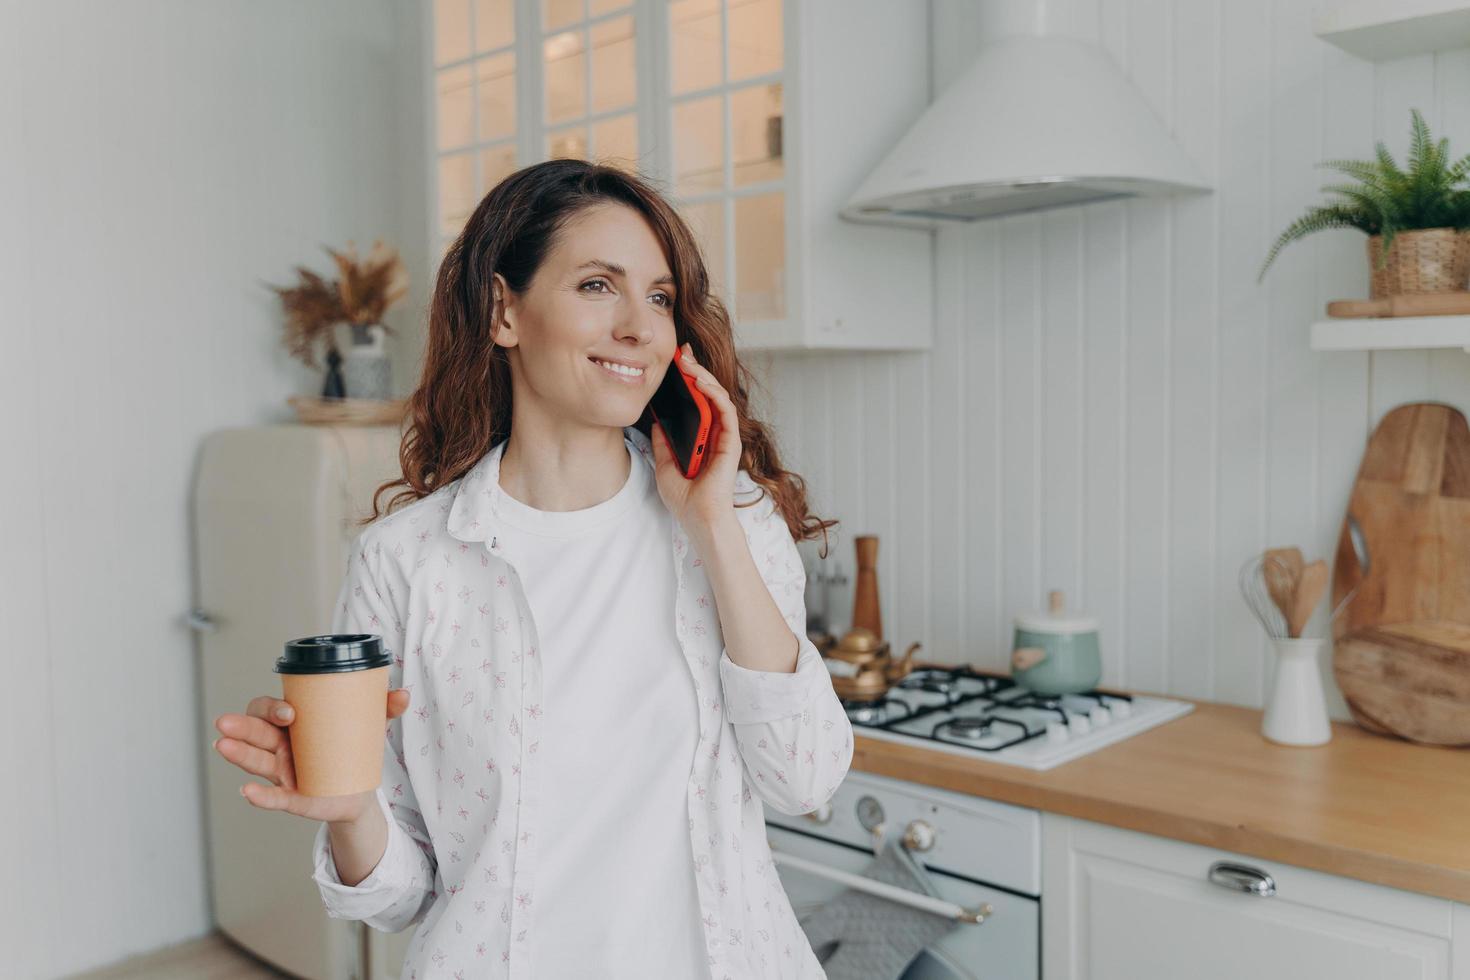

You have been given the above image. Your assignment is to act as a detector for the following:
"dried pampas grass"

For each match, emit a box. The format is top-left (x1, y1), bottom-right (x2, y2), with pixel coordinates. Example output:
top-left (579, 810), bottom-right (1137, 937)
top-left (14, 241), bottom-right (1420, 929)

top-left (331, 240), bottom-right (409, 326)
top-left (268, 238), bottom-right (409, 370)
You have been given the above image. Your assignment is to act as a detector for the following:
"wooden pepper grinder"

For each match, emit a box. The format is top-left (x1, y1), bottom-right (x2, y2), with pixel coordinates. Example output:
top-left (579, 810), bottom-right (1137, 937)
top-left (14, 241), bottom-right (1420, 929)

top-left (851, 535), bottom-right (882, 641)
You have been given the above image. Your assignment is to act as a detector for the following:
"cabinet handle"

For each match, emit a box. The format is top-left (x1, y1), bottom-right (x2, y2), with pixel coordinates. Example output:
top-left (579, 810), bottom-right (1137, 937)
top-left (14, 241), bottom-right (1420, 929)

top-left (1208, 861), bottom-right (1276, 897)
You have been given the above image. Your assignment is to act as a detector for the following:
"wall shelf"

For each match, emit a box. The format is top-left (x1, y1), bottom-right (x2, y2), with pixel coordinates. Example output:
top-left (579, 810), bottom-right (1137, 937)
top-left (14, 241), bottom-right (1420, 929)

top-left (1313, 0), bottom-right (1470, 61)
top-left (1311, 315), bottom-right (1470, 352)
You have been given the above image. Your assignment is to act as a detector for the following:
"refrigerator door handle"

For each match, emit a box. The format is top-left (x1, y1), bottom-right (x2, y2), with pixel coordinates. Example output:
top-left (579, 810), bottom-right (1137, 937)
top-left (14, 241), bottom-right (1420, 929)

top-left (185, 608), bottom-right (220, 633)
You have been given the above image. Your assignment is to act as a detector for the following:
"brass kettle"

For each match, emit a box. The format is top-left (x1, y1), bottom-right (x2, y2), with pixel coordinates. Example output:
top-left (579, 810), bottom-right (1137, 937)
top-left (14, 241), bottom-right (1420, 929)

top-left (824, 626), bottom-right (921, 702)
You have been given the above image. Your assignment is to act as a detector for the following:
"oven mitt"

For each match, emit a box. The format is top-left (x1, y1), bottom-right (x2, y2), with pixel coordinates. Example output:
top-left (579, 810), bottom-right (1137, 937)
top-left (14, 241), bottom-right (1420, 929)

top-left (795, 836), bottom-right (960, 980)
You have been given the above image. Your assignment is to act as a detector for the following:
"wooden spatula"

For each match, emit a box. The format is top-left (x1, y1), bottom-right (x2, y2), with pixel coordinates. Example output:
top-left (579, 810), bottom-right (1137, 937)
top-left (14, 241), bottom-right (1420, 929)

top-left (1263, 547), bottom-right (1304, 625)
top-left (1288, 560), bottom-right (1329, 638)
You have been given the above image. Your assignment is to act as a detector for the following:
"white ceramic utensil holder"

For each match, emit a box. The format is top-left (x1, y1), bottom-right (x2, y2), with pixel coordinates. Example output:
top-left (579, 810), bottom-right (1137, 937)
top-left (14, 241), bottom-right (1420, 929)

top-left (1262, 637), bottom-right (1332, 746)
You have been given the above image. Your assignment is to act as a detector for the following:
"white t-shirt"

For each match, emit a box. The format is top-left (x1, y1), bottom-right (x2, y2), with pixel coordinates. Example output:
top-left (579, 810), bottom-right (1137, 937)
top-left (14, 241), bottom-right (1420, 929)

top-left (488, 438), bottom-right (710, 980)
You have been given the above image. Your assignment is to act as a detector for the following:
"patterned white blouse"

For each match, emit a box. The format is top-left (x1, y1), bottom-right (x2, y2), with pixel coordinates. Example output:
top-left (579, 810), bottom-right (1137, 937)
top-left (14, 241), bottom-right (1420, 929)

top-left (310, 424), bottom-right (854, 979)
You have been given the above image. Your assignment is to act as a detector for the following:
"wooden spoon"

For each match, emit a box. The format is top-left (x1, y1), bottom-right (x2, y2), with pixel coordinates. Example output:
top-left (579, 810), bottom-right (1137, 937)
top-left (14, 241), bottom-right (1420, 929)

top-left (1288, 559), bottom-right (1329, 638)
top-left (1263, 547), bottom-right (1304, 626)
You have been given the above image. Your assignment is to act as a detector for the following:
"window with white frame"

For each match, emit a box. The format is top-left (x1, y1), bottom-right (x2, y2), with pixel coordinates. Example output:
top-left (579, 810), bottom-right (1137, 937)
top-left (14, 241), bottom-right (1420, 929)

top-left (430, 0), bottom-right (785, 324)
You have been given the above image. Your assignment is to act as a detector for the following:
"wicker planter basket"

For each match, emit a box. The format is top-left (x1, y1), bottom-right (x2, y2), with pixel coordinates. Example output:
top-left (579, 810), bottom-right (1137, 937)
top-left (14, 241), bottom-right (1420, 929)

top-left (288, 395), bottom-right (408, 426)
top-left (1367, 228), bottom-right (1470, 298)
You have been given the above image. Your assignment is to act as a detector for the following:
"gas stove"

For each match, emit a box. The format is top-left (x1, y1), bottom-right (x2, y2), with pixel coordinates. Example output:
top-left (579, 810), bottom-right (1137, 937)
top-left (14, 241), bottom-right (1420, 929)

top-left (842, 665), bottom-right (1193, 770)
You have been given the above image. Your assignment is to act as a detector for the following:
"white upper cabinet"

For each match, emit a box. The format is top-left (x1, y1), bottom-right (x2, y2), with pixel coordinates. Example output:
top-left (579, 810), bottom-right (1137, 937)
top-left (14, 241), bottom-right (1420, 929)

top-left (666, 0), bottom-right (788, 338)
top-left (427, 0), bottom-right (934, 352)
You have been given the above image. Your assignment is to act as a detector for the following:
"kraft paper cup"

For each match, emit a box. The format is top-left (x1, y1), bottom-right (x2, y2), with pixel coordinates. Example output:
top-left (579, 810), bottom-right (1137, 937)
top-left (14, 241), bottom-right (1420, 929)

top-left (275, 634), bottom-right (391, 797)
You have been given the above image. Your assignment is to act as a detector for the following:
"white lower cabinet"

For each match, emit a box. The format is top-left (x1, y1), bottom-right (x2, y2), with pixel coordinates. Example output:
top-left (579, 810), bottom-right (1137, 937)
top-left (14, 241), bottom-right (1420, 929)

top-left (1041, 813), bottom-right (1470, 980)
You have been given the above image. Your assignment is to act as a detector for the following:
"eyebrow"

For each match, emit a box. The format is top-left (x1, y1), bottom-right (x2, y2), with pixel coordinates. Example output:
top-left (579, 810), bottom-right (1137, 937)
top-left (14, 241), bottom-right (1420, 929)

top-left (575, 259), bottom-right (675, 287)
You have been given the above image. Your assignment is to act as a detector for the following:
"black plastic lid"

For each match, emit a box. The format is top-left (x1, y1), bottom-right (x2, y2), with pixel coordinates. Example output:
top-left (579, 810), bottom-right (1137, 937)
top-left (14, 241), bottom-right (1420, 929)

top-left (276, 634), bottom-right (389, 674)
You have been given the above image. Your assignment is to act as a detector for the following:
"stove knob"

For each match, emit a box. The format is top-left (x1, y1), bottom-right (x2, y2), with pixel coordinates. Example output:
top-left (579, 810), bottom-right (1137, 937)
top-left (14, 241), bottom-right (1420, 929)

top-left (1068, 714), bottom-right (1092, 736)
top-left (1110, 699), bottom-right (1133, 720)
top-left (902, 819), bottom-right (937, 852)
top-left (1089, 705), bottom-right (1112, 726)
top-left (1046, 721), bottom-right (1069, 744)
top-left (803, 803), bottom-right (833, 826)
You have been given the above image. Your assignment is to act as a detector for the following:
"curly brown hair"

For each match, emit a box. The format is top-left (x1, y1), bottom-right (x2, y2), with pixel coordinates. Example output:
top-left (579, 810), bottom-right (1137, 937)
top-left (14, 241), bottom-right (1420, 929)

top-left (363, 158), bottom-right (836, 554)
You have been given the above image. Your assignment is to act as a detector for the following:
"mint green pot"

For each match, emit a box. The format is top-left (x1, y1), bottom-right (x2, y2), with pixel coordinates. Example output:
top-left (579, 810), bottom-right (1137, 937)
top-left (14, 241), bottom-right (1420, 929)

top-left (1009, 591), bottom-right (1102, 696)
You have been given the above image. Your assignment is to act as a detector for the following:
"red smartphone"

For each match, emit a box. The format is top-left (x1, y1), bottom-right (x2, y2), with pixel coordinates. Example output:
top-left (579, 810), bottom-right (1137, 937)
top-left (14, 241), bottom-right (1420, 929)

top-left (648, 349), bottom-right (715, 479)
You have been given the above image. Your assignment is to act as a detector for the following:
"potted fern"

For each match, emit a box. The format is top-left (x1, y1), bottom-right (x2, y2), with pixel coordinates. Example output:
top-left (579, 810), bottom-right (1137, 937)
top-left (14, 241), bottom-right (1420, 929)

top-left (1259, 109), bottom-right (1470, 298)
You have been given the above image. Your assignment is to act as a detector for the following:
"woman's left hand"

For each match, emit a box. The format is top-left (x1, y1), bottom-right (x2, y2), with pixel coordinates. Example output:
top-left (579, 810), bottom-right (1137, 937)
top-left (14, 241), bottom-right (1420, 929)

top-left (652, 341), bottom-right (742, 533)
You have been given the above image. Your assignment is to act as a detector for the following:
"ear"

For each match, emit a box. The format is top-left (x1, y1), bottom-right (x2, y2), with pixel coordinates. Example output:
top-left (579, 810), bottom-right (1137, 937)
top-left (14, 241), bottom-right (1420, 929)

top-left (491, 272), bottom-right (519, 349)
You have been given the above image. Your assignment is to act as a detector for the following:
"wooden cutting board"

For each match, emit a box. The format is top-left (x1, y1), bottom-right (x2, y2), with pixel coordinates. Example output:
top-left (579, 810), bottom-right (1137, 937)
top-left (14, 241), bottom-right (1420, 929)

top-left (1332, 402), bottom-right (1470, 745)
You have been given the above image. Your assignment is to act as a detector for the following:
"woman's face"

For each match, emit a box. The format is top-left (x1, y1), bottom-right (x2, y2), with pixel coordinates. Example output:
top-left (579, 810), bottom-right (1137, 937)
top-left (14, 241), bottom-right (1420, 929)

top-left (494, 202), bottom-right (679, 430)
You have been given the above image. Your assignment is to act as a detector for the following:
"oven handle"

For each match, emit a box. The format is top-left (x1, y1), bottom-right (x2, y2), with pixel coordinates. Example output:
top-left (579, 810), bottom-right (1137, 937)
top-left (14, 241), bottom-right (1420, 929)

top-left (768, 844), bottom-right (994, 925)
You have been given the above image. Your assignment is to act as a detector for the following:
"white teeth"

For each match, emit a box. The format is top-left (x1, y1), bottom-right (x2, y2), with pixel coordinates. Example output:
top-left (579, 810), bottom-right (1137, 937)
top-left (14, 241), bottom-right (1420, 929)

top-left (593, 358), bottom-right (643, 377)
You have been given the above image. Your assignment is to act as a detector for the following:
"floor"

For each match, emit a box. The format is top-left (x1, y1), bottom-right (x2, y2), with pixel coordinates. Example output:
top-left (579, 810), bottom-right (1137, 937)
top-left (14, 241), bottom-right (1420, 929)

top-left (65, 932), bottom-right (293, 980)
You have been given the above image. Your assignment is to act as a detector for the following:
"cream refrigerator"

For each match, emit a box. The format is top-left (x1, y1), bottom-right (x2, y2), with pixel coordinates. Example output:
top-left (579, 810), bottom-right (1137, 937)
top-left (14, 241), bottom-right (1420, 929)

top-left (191, 423), bottom-right (414, 980)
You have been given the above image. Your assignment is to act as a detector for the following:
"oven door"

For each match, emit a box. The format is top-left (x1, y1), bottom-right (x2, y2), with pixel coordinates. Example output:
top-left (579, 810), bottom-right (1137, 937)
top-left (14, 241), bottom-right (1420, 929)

top-left (767, 825), bottom-right (1039, 980)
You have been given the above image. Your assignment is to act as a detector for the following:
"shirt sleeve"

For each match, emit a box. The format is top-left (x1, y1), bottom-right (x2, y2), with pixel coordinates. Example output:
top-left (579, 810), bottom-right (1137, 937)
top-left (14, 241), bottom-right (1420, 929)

top-left (308, 527), bottom-right (437, 933)
top-left (718, 490), bottom-right (854, 816)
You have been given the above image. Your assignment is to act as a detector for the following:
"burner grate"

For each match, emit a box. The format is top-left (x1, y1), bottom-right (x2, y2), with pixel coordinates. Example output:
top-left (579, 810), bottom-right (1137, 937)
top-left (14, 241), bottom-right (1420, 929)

top-left (841, 666), bottom-right (1135, 753)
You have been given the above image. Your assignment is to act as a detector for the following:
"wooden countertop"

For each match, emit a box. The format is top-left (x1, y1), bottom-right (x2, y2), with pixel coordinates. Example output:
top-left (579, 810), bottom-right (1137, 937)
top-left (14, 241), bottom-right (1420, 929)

top-left (851, 692), bottom-right (1470, 903)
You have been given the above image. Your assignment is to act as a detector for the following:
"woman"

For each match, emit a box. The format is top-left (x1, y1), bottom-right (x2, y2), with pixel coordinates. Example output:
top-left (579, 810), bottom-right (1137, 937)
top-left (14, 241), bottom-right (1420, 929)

top-left (212, 159), bottom-right (854, 979)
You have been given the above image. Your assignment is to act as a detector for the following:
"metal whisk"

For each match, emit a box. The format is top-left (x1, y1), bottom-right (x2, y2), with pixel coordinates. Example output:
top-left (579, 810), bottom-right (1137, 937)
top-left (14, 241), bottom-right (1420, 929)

top-left (1238, 552), bottom-right (1290, 639)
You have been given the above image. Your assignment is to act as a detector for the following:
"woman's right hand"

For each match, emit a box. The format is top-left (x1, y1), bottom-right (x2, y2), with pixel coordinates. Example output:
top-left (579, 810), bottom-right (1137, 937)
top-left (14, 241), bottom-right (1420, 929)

top-left (213, 690), bottom-right (411, 825)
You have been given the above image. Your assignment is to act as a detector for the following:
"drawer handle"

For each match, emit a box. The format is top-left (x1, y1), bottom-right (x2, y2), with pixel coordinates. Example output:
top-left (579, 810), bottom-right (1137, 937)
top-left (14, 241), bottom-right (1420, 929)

top-left (1208, 861), bottom-right (1276, 897)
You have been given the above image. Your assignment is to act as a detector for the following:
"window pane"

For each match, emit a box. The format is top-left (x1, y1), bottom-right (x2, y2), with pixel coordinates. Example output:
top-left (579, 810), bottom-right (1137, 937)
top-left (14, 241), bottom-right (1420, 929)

top-left (680, 199), bottom-right (727, 303)
top-left (673, 95), bottom-right (723, 196)
top-left (590, 16), bottom-right (636, 114)
top-left (542, 0), bottom-right (583, 32)
top-left (590, 0), bottom-right (630, 14)
top-left (548, 126), bottom-right (588, 160)
top-left (475, 0), bottom-right (514, 51)
top-left (436, 65), bottom-right (474, 151)
top-left (439, 152), bottom-right (475, 237)
top-left (732, 82), bottom-right (782, 186)
top-left (592, 114), bottom-right (639, 171)
top-left (435, 0), bottom-right (471, 65)
top-left (670, 0), bottom-right (721, 95)
top-left (544, 31), bottom-right (586, 124)
top-left (480, 144), bottom-right (518, 193)
top-left (734, 192), bottom-right (784, 321)
top-left (728, 0), bottom-right (781, 81)
top-left (476, 52), bottom-right (516, 141)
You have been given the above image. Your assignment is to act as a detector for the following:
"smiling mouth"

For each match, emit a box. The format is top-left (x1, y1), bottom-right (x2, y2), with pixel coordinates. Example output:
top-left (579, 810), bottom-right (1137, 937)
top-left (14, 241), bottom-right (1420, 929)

top-left (589, 357), bottom-right (646, 382)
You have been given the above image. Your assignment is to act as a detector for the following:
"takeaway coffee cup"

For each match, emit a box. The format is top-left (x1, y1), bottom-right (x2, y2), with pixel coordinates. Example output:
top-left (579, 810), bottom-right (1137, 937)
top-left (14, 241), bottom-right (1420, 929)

top-left (275, 633), bottom-right (391, 797)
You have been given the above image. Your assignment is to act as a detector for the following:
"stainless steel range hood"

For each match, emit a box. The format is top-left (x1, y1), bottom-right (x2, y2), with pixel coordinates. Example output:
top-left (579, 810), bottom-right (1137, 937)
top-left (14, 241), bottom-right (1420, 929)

top-left (843, 17), bottom-right (1210, 228)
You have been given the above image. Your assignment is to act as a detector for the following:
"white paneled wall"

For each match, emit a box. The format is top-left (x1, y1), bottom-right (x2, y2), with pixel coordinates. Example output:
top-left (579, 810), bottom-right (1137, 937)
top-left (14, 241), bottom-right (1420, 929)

top-left (750, 0), bottom-right (1470, 714)
top-left (0, 2), bottom-right (427, 977)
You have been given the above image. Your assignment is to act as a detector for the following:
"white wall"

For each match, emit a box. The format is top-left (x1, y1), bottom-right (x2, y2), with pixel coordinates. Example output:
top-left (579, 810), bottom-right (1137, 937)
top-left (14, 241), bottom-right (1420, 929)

top-left (0, 1), bottom-right (427, 976)
top-left (758, 0), bottom-right (1470, 715)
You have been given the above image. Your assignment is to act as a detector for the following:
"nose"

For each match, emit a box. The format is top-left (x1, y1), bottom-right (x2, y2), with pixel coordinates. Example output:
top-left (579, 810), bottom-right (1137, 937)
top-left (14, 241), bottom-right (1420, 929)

top-left (611, 299), bottom-right (658, 346)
